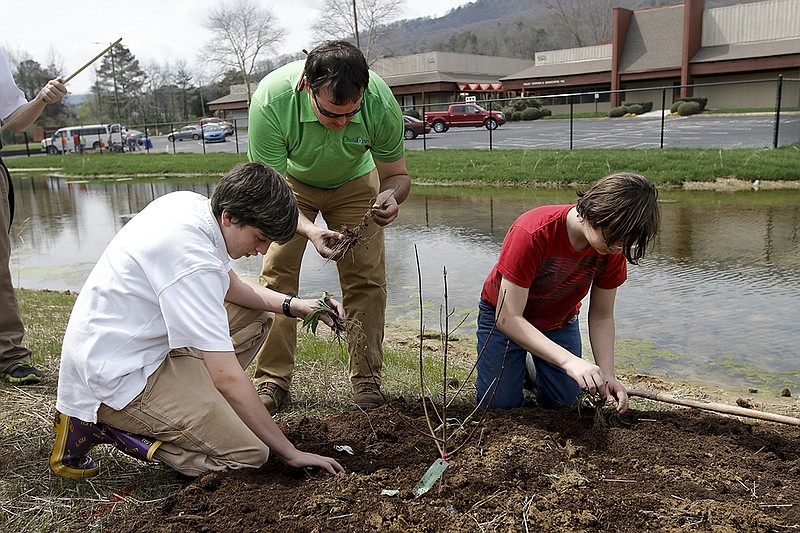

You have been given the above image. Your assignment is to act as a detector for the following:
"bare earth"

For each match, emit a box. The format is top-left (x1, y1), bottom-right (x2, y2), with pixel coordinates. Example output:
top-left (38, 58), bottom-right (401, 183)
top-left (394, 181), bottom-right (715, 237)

top-left (105, 393), bottom-right (800, 533)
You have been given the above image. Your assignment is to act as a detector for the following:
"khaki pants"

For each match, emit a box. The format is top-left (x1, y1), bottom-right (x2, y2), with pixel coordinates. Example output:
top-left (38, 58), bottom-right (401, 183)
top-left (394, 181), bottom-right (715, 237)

top-left (0, 159), bottom-right (30, 372)
top-left (97, 303), bottom-right (274, 477)
top-left (254, 169), bottom-right (386, 390)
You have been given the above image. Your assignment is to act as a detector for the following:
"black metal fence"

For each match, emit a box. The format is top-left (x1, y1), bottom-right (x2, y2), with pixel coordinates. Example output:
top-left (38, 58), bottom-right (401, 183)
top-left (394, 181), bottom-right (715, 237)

top-left (402, 76), bottom-right (800, 150)
top-left (5, 77), bottom-right (799, 156)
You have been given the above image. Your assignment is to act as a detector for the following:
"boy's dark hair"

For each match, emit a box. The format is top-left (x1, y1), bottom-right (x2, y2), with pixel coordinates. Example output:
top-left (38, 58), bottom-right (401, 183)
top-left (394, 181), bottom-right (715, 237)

top-left (304, 40), bottom-right (369, 105)
top-left (575, 172), bottom-right (660, 264)
top-left (211, 162), bottom-right (298, 244)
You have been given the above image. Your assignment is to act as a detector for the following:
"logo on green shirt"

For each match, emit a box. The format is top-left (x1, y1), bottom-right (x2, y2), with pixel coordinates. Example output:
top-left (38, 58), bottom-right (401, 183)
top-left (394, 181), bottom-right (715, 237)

top-left (343, 135), bottom-right (371, 145)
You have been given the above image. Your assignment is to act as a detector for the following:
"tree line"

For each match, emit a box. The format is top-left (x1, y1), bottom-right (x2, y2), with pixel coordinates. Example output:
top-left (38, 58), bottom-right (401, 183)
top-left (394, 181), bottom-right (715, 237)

top-left (3, 0), bottom-right (642, 133)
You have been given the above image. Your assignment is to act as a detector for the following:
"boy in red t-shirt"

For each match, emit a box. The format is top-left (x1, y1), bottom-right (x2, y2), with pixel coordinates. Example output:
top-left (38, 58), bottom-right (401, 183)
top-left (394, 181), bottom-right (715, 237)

top-left (476, 173), bottom-right (660, 413)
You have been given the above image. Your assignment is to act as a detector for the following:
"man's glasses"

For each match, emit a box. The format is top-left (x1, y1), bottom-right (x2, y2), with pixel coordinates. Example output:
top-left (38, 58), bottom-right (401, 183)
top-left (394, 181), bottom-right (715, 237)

top-left (312, 91), bottom-right (362, 119)
top-left (601, 227), bottom-right (624, 252)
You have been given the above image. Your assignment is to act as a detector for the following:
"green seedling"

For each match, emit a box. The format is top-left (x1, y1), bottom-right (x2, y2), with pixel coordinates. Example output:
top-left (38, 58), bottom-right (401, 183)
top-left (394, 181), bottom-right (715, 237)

top-left (302, 292), bottom-right (346, 336)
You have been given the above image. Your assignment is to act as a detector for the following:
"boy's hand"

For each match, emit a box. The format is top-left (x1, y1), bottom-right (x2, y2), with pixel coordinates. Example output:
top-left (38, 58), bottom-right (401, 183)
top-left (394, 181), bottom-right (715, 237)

top-left (284, 450), bottom-right (345, 475)
top-left (564, 358), bottom-right (609, 399)
top-left (605, 377), bottom-right (629, 414)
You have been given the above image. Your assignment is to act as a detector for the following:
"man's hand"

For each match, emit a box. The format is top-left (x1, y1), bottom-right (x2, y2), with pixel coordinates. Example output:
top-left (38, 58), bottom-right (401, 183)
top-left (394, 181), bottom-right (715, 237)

top-left (283, 450), bottom-right (345, 475)
top-left (370, 189), bottom-right (399, 226)
top-left (308, 226), bottom-right (344, 260)
top-left (37, 78), bottom-right (67, 105)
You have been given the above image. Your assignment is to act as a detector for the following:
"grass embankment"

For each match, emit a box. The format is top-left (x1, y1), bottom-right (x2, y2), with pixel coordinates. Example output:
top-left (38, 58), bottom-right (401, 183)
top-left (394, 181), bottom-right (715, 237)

top-left (6, 145), bottom-right (800, 185)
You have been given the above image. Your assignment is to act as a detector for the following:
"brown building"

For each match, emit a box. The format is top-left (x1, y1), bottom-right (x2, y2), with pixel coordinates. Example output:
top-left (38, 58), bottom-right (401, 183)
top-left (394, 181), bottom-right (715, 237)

top-left (207, 83), bottom-right (256, 125)
top-left (370, 52), bottom-right (534, 111)
top-left (502, 0), bottom-right (799, 110)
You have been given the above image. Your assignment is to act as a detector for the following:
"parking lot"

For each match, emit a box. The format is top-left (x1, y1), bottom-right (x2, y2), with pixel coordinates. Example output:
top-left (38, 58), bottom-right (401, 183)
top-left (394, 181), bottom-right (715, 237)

top-left (402, 113), bottom-right (800, 150)
top-left (21, 111), bottom-right (799, 158)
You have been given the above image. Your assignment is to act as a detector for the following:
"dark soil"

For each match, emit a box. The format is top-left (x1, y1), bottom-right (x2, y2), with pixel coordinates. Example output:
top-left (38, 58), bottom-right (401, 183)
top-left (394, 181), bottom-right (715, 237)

top-left (107, 399), bottom-right (800, 532)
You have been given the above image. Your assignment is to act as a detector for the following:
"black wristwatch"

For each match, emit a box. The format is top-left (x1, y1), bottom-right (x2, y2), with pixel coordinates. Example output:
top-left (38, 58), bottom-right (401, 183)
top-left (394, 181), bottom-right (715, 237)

top-left (282, 295), bottom-right (295, 318)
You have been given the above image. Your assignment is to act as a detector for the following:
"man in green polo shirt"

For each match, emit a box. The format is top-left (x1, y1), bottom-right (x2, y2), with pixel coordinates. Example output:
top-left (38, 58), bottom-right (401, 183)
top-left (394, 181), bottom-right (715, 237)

top-left (247, 40), bottom-right (411, 410)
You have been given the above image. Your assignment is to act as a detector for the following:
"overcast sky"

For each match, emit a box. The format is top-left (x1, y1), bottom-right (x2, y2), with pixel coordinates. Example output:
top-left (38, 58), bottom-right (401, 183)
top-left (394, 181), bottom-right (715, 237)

top-left (2, 0), bottom-right (470, 94)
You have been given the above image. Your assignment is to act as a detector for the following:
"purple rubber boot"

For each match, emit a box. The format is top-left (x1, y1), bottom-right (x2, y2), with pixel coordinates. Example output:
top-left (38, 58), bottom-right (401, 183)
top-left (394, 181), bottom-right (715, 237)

top-left (50, 412), bottom-right (109, 479)
top-left (51, 412), bottom-right (163, 480)
top-left (104, 426), bottom-right (162, 462)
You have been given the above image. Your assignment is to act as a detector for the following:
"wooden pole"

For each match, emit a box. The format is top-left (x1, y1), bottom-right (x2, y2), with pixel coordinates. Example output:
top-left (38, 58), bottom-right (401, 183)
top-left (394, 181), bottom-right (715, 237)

top-left (0, 38), bottom-right (122, 133)
top-left (628, 389), bottom-right (800, 426)
top-left (63, 37), bottom-right (122, 84)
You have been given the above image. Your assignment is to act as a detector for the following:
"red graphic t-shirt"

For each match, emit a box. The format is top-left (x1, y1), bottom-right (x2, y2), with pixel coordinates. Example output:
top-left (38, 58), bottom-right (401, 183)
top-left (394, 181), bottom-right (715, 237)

top-left (481, 205), bottom-right (627, 331)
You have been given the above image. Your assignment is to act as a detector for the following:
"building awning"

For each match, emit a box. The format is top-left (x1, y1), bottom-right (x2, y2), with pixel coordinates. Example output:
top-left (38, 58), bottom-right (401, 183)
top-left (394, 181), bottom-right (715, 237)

top-left (457, 82), bottom-right (503, 91)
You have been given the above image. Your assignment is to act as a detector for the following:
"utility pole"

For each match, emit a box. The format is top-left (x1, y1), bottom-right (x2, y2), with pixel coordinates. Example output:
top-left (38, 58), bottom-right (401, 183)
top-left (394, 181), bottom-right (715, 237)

top-left (110, 44), bottom-right (121, 123)
top-left (352, 0), bottom-right (360, 49)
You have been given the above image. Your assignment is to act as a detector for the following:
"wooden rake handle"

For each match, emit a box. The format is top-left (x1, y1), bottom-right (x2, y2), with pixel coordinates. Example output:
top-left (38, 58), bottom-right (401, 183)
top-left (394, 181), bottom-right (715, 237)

top-left (628, 389), bottom-right (800, 426)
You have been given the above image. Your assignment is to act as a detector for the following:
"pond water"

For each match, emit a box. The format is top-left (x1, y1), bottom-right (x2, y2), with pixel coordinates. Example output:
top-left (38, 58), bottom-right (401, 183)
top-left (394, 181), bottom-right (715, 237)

top-left (9, 173), bottom-right (800, 392)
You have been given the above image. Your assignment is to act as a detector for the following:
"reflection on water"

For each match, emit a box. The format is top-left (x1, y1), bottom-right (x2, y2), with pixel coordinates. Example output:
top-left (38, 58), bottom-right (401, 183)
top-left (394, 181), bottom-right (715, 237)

top-left (9, 174), bottom-right (800, 391)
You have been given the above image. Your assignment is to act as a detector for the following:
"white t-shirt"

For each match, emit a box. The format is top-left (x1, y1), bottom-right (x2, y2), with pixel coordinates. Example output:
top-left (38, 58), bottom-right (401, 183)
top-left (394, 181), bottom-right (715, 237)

top-left (0, 51), bottom-right (27, 121)
top-left (56, 191), bottom-right (234, 422)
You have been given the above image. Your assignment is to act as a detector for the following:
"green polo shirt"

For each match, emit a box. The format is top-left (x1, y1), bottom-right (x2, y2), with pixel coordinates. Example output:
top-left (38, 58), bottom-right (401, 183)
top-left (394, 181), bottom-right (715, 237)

top-left (247, 60), bottom-right (404, 189)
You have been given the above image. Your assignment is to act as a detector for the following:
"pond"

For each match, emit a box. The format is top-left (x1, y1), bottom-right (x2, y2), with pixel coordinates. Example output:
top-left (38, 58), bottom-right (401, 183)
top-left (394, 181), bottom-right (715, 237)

top-left (9, 173), bottom-right (800, 392)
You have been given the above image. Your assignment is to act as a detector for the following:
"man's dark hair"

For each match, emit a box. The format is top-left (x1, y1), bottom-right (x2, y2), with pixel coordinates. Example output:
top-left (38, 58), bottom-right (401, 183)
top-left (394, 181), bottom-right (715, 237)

top-left (575, 172), bottom-right (660, 264)
top-left (211, 162), bottom-right (298, 244)
top-left (304, 40), bottom-right (369, 105)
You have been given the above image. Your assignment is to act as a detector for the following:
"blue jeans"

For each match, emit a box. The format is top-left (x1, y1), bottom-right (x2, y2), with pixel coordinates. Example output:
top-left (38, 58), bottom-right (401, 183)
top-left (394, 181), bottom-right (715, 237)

top-left (475, 300), bottom-right (582, 410)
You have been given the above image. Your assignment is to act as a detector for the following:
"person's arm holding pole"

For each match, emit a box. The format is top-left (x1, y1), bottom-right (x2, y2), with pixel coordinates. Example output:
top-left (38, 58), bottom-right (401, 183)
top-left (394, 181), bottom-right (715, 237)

top-left (1, 78), bottom-right (66, 132)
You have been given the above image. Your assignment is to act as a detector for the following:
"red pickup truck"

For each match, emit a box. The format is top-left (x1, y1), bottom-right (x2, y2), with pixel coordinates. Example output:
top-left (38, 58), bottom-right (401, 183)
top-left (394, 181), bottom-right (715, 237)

top-left (424, 104), bottom-right (506, 133)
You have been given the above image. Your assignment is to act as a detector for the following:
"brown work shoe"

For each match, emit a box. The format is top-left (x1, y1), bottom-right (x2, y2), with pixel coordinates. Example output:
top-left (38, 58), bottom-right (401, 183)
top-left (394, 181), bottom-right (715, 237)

top-left (257, 382), bottom-right (288, 413)
top-left (352, 381), bottom-right (385, 409)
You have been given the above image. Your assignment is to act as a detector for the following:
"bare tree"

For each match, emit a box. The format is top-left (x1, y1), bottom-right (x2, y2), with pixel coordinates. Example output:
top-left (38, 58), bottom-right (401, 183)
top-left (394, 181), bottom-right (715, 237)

top-left (545, 0), bottom-right (613, 48)
top-left (311, 0), bottom-right (404, 63)
top-left (201, 0), bottom-right (286, 104)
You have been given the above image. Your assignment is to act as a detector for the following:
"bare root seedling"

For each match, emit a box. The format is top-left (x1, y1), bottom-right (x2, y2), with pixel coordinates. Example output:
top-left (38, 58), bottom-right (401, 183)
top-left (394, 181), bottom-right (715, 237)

top-left (328, 189), bottom-right (398, 262)
top-left (572, 390), bottom-right (621, 428)
top-left (404, 245), bottom-right (512, 499)
top-left (331, 207), bottom-right (374, 260)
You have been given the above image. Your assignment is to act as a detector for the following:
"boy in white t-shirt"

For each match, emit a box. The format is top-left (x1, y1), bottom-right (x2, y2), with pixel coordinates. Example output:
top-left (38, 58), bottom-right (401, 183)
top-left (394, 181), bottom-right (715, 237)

top-left (51, 162), bottom-right (345, 479)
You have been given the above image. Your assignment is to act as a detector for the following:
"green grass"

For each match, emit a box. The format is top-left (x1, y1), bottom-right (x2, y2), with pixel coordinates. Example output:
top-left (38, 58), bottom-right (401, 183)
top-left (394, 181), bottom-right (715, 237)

top-left (5, 145), bottom-right (800, 185)
top-left (405, 146), bottom-right (800, 184)
top-left (1, 143), bottom-right (39, 151)
top-left (6, 152), bottom-right (248, 177)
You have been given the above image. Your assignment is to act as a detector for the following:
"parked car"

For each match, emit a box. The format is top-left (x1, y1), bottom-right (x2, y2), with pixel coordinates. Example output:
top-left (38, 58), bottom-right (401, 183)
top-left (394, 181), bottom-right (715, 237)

top-left (403, 115), bottom-right (431, 140)
top-left (425, 104), bottom-right (506, 132)
top-left (200, 117), bottom-right (234, 136)
top-left (202, 124), bottom-right (226, 143)
top-left (167, 125), bottom-right (202, 142)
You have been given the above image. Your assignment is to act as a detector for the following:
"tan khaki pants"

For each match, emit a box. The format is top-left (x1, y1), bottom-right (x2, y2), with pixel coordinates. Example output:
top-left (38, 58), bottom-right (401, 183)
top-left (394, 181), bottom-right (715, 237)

top-left (97, 303), bottom-right (274, 477)
top-left (0, 160), bottom-right (30, 372)
top-left (254, 169), bottom-right (386, 390)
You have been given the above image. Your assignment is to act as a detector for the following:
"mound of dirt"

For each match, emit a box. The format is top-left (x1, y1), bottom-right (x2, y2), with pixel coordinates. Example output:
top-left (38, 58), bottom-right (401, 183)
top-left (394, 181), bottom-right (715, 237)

top-left (107, 400), bottom-right (799, 532)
